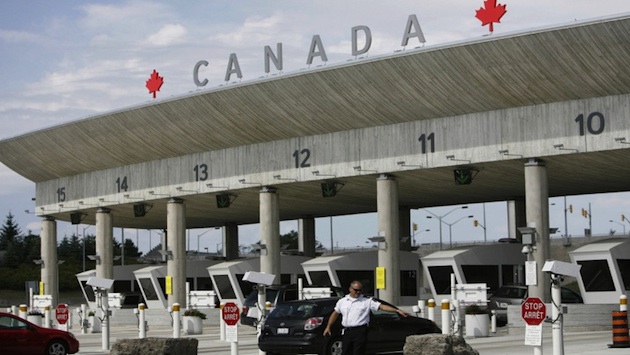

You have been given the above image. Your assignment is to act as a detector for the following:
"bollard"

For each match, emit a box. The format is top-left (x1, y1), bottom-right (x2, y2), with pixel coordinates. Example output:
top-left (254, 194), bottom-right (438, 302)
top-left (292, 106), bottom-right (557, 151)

top-left (427, 299), bottom-right (435, 322)
top-left (491, 310), bottom-right (497, 333)
top-left (452, 299), bottom-right (462, 337)
top-left (11, 305), bottom-right (18, 316)
top-left (81, 304), bottom-right (88, 334)
top-left (139, 303), bottom-right (147, 339)
top-left (44, 306), bottom-right (51, 328)
top-left (621, 295), bottom-right (628, 312)
top-left (18, 304), bottom-right (27, 319)
top-left (420, 300), bottom-right (427, 318)
top-left (220, 303), bottom-right (226, 341)
top-left (609, 311), bottom-right (630, 348)
top-left (172, 303), bottom-right (181, 338)
top-left (441, 299), bottom-right (450, 335)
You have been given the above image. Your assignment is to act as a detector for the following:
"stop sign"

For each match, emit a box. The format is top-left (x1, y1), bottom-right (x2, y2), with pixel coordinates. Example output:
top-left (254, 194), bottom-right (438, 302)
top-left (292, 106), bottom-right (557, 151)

top-left (56, 304), bottom-right (69, 325)
top-left (521, 297), bottom-right (546, 325)
top-left (222, 302), bottom-right (240, 326)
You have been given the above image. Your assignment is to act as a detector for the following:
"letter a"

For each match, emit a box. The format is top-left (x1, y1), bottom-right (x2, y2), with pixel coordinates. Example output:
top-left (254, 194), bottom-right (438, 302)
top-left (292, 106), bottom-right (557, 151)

top-left (225, 53), bottom-right (243, 82)
top-left (306, 35), bottom-right (328, 65)
top-left (401, 14), bottom-right (426, 47)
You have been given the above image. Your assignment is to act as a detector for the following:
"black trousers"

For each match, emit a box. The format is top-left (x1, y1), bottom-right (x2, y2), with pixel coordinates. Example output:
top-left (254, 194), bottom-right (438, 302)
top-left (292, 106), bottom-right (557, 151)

top-left (342, 325), bottom-right (368, 355)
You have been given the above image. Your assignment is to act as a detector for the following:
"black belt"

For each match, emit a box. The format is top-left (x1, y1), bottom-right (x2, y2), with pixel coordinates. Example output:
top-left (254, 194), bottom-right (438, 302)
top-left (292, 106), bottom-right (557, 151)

top-left (344, 324), bottom-right (368, 330)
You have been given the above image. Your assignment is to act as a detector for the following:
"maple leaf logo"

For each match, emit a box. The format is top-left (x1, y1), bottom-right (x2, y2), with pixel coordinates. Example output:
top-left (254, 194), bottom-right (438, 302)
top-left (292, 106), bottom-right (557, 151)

top-left (145, 69), bottom-right (164, 98)
top-left (475, 0), bottom-right (507, 33)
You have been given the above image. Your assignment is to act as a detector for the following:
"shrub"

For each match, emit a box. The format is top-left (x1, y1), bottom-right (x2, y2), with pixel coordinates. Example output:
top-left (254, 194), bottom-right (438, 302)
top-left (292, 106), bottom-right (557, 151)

top-left (183, 309), bottom-right (207, 319)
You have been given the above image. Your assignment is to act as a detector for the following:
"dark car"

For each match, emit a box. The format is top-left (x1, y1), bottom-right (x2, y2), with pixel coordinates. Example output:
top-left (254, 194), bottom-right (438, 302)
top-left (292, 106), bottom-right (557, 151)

top-left (258, 297), bottom-right (441, 355)
top-left (241, 284), bottom-right (344, 327)
top-left (488, 285), bottom-right (583, 324)
top-left (0, 312), bottom-right (80, 355)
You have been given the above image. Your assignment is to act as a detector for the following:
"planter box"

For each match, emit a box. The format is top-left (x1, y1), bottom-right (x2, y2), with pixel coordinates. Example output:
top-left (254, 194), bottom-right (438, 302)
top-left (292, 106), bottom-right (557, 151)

top-left (465, 314), bottom-right (489, 337)
top-left (182, 316), bottom-right (203, 335)
top-left (27, 315), bottom-right (43, 326)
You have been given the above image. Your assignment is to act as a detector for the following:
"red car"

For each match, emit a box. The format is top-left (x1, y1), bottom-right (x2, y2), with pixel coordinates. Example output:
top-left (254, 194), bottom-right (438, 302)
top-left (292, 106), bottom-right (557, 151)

top-left (0, 312), bottom-right (79, 355)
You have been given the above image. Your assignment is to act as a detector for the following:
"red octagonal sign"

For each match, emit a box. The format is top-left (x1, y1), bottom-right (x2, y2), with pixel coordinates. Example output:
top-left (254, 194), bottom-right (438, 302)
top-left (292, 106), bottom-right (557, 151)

top-left (521, 297), bottom-right (546, 325)
top-left (222, 302), bottom-right (240, 326)
top-left (56, 304), bottom-right (69, 325)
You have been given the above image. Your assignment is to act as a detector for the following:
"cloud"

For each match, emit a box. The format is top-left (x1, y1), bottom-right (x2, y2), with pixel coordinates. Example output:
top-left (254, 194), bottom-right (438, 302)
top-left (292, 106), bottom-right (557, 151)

top-left (211, 12), bottom-right (286, 47)
top-left (0, 29), bottom-right (42, 43)
top-left (146, 24), bottom-right (187, 46)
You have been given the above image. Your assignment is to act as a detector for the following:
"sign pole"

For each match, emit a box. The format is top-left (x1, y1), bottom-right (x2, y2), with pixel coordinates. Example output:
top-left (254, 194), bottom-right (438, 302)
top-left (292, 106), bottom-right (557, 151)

top-left (222, 301), bottom-right (240, 355)
top-left (522, 297), bottom-right (546, 355)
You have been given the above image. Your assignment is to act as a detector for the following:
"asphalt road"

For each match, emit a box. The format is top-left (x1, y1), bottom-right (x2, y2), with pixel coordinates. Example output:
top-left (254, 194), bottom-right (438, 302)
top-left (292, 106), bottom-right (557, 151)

top-left (74, 324), bottom-right (628, 354)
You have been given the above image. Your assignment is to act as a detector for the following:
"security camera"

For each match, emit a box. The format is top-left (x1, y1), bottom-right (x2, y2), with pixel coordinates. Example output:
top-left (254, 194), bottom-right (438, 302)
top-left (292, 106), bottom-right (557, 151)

top-left (86, 276), bottom-right (114, 290)
top-left (542, 260), bottom-right (581, 278)
top-left (521, 245), bottom-right (532, 255)
top-left (242, 271), bottom-right (276, 286)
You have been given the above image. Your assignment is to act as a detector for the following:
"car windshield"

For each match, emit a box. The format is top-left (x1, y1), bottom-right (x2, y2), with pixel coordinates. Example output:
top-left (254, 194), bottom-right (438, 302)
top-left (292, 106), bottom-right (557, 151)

top-left (245, 288), bottom-right (280, 305)
top-left (269, 301), bottom-right (335, 319)
top-left (493, 287), bottom-right (527, 298)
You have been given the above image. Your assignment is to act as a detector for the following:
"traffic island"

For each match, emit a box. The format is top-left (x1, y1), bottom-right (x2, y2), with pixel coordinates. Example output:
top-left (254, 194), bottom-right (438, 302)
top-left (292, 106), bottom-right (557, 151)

top-left (110, 338), bottom-right (198, 355)
top-left (403, 334), bottom-right (479, 355)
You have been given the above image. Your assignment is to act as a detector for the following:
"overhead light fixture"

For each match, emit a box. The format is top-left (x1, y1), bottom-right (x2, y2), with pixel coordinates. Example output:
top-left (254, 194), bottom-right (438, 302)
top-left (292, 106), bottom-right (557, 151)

top-left (87, 255), bottom-right (101, 265)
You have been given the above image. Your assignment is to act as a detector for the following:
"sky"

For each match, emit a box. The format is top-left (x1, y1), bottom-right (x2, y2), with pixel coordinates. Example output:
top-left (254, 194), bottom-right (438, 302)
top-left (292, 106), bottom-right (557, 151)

top-left (1, 0), bottom-right (630, 254)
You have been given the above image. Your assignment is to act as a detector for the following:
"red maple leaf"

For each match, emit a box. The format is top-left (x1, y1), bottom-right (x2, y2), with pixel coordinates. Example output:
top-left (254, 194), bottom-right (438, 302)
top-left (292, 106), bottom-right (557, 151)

top-left (145, 69), bottom-right (164, 98)
top-left (475, 0), bottom-right (507, 33)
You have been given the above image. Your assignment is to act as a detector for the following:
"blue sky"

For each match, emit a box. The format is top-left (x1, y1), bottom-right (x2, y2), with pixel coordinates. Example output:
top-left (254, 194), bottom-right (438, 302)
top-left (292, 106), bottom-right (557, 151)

top-left (2, 1), bottom-right (630, 253)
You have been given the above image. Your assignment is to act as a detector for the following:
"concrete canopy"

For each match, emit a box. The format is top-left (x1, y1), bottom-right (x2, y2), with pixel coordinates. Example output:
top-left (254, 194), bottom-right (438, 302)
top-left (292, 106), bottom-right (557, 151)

top-left (2, 14), bottom-right (630, 229)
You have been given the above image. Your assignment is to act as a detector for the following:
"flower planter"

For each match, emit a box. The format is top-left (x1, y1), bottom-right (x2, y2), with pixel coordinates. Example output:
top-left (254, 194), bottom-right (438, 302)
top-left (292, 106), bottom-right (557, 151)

top-left (465, 314), bottom-right (489, 338)
top-left (182, 316), bottom-right (203, 335)
top-left (89, 316), bottom-right (101, 333)
top-left (27, 315), bottom-right (43, 326)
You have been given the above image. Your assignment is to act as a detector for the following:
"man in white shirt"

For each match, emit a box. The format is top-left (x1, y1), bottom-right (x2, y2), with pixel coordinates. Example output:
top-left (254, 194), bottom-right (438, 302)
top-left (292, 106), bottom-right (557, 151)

top-left (323, 280), bottom-right (407, 354)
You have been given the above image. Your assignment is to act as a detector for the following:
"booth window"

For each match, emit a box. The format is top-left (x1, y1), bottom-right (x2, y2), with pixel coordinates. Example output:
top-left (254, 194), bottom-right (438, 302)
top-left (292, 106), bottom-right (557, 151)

top-left (138, 278), bottom-right (159, 300)
top-left (428, 265), bottom-right (455, 295)
top-left (400, 270), bottom-right (417, 296)
top-left (196, 277), bottom-right (214, 290)
top-left (80, 281), bottom-right (96, 302)
top-left (336, 270), bottom-right (374, 296)
top-left (214, 275), bottom-right (237, 299)
top-left (157, 278), bottom-right (167, 298)
top-left (617, 259), bottom-right (630, 291)
top-left (236, 274), bottom-right (255, 299)
top-left (577, 260), bottom-right (615, 292)
top-left (462, 265), bottom-right (499, 292)
top-left (308, 271), bottom-right (332, 286)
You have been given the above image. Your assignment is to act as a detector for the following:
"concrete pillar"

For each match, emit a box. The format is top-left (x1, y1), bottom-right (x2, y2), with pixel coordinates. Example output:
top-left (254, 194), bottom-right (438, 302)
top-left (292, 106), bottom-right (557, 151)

top-left (524, 159), bottom-right (551, 302)
top-left (399, 207), bottom-right (411, 251)
top-left (298, 217), bottom-right (316, 257)
top-left (40, 217), bottom-right (58, 306)
top-left (223, 223), bottom-right (239, 260)
top-left (260, 186), bottom-right (280, 282)
top-left (507, 199), bottom-right (527, 242)
top-left (377, 174), bottom-right (400, 305)
top-left (167, 198), bottom-right (186, 308)
top-left (95, 208), bottom-right (114, 281)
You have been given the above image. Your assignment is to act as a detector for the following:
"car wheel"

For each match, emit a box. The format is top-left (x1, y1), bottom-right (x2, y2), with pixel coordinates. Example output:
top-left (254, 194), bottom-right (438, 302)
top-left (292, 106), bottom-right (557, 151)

top-left (46, 340), bottom-right (68, 355)
top-left (324, 336), bottom-right (343, 355)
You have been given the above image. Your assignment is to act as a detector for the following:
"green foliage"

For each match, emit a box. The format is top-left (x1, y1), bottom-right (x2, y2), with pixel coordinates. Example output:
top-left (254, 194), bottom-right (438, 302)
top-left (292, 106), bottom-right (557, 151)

top-left (0, 214), bottom-right (142, 291)
top-left (183, 308), bottom-right (207, 319)
top-left (465, 304), bottom-right (491, 315)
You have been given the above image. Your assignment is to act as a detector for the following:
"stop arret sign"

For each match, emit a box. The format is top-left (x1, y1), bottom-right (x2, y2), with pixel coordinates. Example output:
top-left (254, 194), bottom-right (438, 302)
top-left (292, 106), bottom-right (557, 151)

top-left (521, 297), bottom-right (546, 326)
top-left (222, 302), bottom-right (240, 326)
top-left (56, 304), bottom-right (69, 325)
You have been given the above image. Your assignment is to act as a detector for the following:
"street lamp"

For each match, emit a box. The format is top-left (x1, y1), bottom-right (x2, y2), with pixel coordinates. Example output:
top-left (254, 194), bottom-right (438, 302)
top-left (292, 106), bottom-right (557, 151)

top-left (425, 206), bottom-right (469, 250)
top-left (197, 229), bottom-right (214, 253)
top-left (444, 215), bottom-right (474, 248)
top-left (610, 220), bottom-right (626, 235)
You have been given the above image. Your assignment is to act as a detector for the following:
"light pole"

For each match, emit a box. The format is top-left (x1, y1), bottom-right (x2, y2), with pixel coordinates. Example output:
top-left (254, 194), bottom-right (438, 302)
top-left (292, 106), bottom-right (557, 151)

top-left (81, 225), bottom-right (92, 272)
top-left (197, 229), bottom-right (213, 253)
top-left (610, 220), bottom-right (626, 235)
top-left (425, 206), bottom-right (469, 250)
top-left (445, 215), bottom-right (474, 248)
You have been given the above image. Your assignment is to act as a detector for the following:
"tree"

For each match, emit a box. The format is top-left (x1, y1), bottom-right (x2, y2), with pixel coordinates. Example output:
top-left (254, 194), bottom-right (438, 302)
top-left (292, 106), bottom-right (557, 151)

top-left (0, 212), bottom-right (22, 250)
top-left (0, 213), bottom-right (24, 267)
